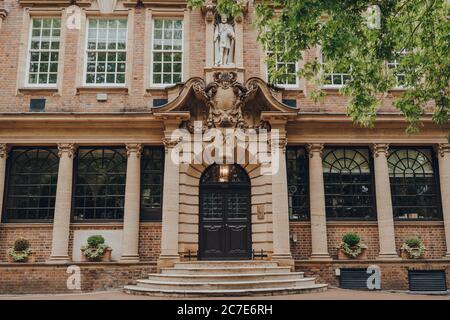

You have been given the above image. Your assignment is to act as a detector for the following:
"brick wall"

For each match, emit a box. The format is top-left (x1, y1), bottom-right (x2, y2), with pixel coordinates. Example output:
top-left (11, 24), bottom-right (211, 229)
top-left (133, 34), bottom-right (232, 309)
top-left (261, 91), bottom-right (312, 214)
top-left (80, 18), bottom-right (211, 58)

top-left (295, 260), bottom-right (450, 290)
top-left (0, 224), bottom-right (53, 262)
top-left (0, 263), bottom-right (156, 294)
top-left (139, 223), bottom-right (162, 262)
top-left (290, 221), bottom-right (447, 260)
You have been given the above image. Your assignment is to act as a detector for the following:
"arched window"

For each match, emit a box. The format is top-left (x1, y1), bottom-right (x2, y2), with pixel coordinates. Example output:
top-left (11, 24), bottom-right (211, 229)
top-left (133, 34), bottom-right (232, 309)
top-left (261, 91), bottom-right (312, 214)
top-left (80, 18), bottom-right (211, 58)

top-left (73, 147), bottom-right (127, 221)
top-left (322, 147), bottom-right (376, 220)
top-left (388, 148), bottom-right (441, 220)
top-left (141, 146), bottom-right (164, 221)
top-left (286, 146), bottom-right (309, 220)
top-left (4, 147), bottom-right (59, 221)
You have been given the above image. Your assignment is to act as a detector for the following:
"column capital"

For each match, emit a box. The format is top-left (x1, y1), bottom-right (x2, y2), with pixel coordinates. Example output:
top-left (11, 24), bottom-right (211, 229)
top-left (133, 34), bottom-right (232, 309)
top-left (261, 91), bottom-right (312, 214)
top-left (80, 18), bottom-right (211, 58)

top-left (270, 137), bottom-right (287, 153)
top-left (307, 143), bottom-right (324, 158)
top-left (163, 137), bottom-right (182, 153)
top-left (126, 143), bottom-right (143, 158)
top-left (372, 143), bottom-right (389, 157)
top-left (438, 143), bottom-right (450, 158)
top-left (0, 143), bottom-right (8, 159)
top-left (57, 143), bottom-right (76, 158)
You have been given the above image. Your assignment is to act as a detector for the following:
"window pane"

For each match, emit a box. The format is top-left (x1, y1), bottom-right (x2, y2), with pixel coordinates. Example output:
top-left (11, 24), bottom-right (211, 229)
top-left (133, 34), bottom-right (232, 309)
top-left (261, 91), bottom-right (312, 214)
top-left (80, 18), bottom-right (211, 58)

top-left (141, 147), bottom-right (165, 221)
top-left (28, 18), bottom-right (61, 86)
top-left (322, 147), bottom-right (375, 220)
top-left (152, 19), bottom-right (183, 85)
top-left (286, 146), bottom-right (309, 220)
top-left (73, 147), bottom-right (127, 221)
top-left (4, 148), bottom-right (59, 221)
top-left (388, 148), bottom-right (441, 220)
top-left (85, 19), bottom-right (127, 85)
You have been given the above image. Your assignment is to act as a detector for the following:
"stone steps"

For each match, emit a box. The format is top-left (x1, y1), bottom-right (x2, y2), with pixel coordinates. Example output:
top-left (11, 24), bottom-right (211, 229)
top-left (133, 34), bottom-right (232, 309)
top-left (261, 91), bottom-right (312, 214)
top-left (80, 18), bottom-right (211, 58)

top-left (146, 272), bottom-right (305, 282)
top-left (124, 260), bottom-right (328, 297)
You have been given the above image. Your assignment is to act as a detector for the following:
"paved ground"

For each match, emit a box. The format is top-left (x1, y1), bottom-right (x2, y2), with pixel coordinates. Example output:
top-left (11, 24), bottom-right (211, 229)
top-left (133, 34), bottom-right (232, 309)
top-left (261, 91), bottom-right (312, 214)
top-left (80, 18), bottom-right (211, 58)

top-left (0, 287), bottom-right (449, 300)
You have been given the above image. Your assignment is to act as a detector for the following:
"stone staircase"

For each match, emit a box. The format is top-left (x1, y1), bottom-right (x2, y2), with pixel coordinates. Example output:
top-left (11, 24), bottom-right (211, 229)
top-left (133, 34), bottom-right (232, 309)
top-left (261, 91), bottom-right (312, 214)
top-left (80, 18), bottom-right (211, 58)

top-left (124, 261), bottom-right (328, 297)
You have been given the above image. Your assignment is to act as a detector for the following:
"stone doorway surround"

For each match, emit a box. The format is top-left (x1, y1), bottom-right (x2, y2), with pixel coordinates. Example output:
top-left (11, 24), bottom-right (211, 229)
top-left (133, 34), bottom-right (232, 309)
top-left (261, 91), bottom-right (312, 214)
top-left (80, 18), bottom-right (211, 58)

top-left (153, 69), bottom-right (298, 270)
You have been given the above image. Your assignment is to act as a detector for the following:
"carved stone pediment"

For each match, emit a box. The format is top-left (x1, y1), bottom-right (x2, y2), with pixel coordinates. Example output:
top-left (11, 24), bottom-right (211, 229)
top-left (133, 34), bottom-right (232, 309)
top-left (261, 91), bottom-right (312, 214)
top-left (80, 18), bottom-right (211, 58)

top-left (153, 72), bottom-right (297, 132)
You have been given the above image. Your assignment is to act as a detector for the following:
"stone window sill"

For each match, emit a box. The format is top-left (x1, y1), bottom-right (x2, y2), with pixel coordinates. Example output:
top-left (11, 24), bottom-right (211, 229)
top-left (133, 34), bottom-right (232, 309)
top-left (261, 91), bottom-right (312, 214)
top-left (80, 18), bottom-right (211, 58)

top-left (76, 87), bottom-right (129, 94)
top-left (17, 87), bottom-right (59, 95)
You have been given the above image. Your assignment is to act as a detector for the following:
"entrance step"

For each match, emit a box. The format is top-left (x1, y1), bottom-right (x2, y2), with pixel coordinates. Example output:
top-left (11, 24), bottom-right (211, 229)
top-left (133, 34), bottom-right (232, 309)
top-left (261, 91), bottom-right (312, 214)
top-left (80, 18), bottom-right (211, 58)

top-left (124, 261), bottom-right (328, 297)
top-left (161, 266), bottom-right (292, 275)
top-left (146, 272), bottom-right (305, 283)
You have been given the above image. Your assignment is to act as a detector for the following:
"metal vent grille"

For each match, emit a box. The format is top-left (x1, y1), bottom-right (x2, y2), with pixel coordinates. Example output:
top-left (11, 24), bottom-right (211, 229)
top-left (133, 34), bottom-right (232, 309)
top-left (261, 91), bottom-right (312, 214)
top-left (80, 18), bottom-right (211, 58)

top-left (408, 270), bottom-right (447, 292)
top-left (339, 269), bottom-right (370, 290)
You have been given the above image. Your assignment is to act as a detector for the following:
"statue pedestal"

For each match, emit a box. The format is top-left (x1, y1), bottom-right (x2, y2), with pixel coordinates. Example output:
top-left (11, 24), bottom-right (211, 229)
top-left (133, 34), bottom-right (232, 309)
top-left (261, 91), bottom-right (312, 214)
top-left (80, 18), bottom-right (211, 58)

top-left (205, 66), bottom-right (245, 83)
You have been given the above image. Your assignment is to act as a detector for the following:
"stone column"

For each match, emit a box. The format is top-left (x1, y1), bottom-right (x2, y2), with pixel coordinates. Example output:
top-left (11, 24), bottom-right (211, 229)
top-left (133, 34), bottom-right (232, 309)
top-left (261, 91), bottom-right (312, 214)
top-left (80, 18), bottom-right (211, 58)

top-left (307, 144), bottom-right (331, 260)
top-left (120, 144), bottom-right (143, 263)
top-left (438, 143), bottom-right (450, 257)
top-left (0, 144), bottom-right (8, 223)
top-left (158, 136), bottom-right (181, 269)
top-left (270, 136), bottom-right (293, 266)
top-left (48, 143), bottom-right (76, 263)
top-left (372, 144), bottom-right (400, 259)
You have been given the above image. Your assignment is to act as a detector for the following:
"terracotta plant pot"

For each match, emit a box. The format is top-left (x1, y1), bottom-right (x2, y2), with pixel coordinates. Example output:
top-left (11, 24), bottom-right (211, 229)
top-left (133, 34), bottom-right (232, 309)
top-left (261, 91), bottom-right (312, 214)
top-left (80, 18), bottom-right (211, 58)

top-left (401, 248), bottom-right (423, 259)
top-left (81, 247), bottom-right (113, 262)
top-left (7, 251), bottom-right (35, 263)
top-left (337, 247), bottom-right (368, 260)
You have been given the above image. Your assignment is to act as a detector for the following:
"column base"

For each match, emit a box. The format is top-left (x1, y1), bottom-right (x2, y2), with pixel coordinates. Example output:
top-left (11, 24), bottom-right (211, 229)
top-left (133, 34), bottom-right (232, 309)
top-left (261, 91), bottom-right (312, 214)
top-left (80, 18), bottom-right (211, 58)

top-left (272, 253), bottom-right (294, 269)
top-left (157, 254), bottom-right (180, 271)
top-left (119, 254), bottom-right (140, 263)
top-left (377, 253), bottom-right (401, 261)
top-left (309, 253), bottom-right (332, 261)
top-left (46, 255), bottom-right (71, 264)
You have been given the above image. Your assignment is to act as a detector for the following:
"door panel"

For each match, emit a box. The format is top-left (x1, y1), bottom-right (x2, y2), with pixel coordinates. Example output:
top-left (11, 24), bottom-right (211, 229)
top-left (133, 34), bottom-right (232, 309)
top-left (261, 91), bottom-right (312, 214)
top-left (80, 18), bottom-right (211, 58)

top-left (199, 185), bottom-right (251, 260)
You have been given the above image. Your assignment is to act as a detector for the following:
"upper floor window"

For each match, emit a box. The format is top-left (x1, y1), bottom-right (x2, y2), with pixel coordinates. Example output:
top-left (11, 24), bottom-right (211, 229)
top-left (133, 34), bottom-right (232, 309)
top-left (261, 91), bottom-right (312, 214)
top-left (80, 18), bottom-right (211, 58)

top-left (85, 19), bottom-right (127, 85)
top-left (267, 52), bottom-right (298, 87)
top-left (151, 19), bottom-right (183, 86)
top-left (323, 147), bottom-right (376, 220)
top-left (73, 147), bottom-right (127, 221)
top-left (387, 52), bottom-right (407, 88)
top-left (27, 18), bottom-right (61, 86)
top-left (286, 146), bottom-right (309, 220)
top-left (388, 147), bottom-right (441, 220)
top-left (3, 147), bottom-right (59, 222)
top-left (322, 54), bottom-right (350, 87)
top-left (141, 147), bottom-right (164, 221)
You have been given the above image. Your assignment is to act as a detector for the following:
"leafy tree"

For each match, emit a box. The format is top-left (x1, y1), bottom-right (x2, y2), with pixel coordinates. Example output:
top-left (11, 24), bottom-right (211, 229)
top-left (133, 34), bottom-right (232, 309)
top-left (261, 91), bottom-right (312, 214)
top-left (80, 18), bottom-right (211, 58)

top-left (188, 0), bottom-right (449, 133)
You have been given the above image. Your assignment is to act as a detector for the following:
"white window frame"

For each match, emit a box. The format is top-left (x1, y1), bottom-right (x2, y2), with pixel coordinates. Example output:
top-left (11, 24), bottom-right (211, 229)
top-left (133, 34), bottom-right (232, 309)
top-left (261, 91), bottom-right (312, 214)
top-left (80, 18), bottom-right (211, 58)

top-left (320, 50), bottom-right (351, 89)
top-left (266, 51), bottom-right (299, 89)
top-left (149, 18), bottom-right (184, 89)
top-left (25, 17), bottom-right (61, 88)
top-left (387, 50), bottom-right (407, 90)
top-left (83, 17), bottom-right (129, 87)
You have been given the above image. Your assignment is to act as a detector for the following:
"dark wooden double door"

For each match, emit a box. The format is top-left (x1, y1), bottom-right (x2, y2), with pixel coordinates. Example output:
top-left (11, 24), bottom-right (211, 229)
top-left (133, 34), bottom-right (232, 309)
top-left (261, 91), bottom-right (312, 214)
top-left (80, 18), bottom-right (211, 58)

top-left (199, 185), bottom-right (251, 260)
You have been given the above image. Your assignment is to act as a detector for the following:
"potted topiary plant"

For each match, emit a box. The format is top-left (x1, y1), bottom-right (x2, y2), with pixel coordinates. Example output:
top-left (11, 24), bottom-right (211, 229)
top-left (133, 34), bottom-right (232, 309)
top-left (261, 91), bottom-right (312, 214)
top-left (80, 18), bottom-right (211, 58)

top-left (7, 237), bottom-right (35, 263)
top-left (338, 232), bottom-right (368, 260)
top-left (81, 235), bottom-right (112, 262)
top-left (401, 237), bottom-right (426, 259)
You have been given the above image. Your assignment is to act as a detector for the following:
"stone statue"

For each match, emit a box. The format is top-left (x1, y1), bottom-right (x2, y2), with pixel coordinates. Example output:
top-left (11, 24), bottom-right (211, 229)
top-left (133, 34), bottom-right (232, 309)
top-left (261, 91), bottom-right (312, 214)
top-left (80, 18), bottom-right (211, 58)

top-left (214, 15), bottom-right (235, 66)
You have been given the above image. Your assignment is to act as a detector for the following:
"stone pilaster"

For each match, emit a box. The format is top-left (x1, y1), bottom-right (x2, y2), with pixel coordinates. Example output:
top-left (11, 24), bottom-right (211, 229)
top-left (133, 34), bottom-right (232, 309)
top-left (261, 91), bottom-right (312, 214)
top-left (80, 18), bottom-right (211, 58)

top-left (270, 136), bottom-right (293, 267)
top-left (372, 144), bottom-right (400, 260)
top-left (158, 136), bottom-right (182, 269)
top-left (48, 143), bottom-right (76, 263)
top-left (120, 143), bottom-right (143, 263)
top-left (437, 143), bottom-right (450, 257)
top-left (0, 143), bottom-right (8, 223)
top-left (307, 143), bottom-right (331, 260)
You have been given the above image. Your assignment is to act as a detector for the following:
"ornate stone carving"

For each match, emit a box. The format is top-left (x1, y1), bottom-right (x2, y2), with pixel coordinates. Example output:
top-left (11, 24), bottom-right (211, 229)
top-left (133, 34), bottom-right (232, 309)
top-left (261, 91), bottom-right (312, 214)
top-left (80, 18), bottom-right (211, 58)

top-left (191, 71), bottom-right (258, 130)
top-left (126, 143), bottom-right (143, 158)
top-left (270, 137), bottom-right (287, 153)
top-left (57, 143), bottom-right (77, 158)
top-left (307, 143), bottom-right (324, 158)
top-left (372, 143), bottom-right (389, 157)
top-left (163, 137), bottom-right (183, 153)
top-left (214, 14), bottom-right (235, 66)
top-left (0, 143), bottom-right (8, 159)
top-left (438, 143), bottom-right (450, 158)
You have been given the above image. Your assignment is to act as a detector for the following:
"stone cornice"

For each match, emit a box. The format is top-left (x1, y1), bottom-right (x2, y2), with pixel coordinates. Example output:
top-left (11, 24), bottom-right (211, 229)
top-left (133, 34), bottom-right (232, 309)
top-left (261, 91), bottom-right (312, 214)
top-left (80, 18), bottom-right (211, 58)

top-left (18, 0), bottom-right (92, 8)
